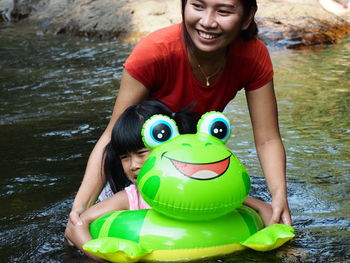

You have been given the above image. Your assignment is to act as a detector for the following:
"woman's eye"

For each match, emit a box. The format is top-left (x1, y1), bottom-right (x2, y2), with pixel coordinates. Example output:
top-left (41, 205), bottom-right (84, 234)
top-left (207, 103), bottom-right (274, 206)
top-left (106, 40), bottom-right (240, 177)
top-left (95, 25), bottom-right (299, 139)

top-left (218, 9), bottom-right (232, 15)
top-left (191, 3), bottom-right (203, 9)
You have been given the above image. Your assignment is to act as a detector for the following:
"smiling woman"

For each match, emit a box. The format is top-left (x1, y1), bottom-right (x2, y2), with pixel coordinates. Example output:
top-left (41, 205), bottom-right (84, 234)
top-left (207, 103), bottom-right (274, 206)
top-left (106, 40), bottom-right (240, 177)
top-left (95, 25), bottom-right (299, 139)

top-left (67, 0), bottom-right (292, 239)
top-left (183, 0), bottom-right (254, 52)
top-left (181, 0), bottom-right (258, 87)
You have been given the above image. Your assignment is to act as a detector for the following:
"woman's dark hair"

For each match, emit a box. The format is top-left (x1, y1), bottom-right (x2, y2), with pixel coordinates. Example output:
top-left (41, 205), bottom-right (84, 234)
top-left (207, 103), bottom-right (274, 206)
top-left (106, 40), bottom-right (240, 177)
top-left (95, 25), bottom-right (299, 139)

top-left (103, 100), bottom-right (196, 193)
top-left (181, 0), bottom-right (258, 47)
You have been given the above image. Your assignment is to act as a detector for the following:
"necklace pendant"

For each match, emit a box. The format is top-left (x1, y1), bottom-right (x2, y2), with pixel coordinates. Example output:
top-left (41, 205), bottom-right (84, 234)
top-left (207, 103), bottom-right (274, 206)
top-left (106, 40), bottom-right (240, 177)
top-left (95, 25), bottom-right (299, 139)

top-left (206, 79), bottom-right (210, 86)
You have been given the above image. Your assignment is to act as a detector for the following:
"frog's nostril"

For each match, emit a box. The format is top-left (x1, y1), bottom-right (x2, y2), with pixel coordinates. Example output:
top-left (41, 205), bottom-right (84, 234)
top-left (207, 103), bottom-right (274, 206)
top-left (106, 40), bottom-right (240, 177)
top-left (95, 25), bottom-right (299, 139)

top-left (205, 142), bottom-right (213, 147)
top-left (182, 143), bottom-right (192, 147)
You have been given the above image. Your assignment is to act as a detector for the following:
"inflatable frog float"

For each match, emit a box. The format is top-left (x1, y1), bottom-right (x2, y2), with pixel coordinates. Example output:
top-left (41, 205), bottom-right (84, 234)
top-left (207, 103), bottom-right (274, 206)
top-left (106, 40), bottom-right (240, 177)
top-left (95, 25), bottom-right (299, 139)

top-left (83, 112), bottom-right (294, 262)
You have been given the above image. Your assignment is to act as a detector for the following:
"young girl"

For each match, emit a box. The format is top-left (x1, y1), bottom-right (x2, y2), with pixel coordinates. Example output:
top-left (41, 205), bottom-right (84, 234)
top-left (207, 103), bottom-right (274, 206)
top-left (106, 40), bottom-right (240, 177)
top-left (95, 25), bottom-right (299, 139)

top-left (65, 100), bottom-right (273, 260)
top-left (68, 0), bottom-right (291, 227)
top-left (97, 100), bottom-right (196, 202)
top-left (65, 100), bottom-right (196, 255)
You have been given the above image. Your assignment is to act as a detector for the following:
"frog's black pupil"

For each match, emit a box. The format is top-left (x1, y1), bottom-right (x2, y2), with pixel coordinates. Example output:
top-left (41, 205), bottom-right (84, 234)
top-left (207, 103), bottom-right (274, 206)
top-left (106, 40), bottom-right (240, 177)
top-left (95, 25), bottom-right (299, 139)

top-left (152, 123), bottom-right (171, 142)
top-left (210, 121), bottom-right (227, 139)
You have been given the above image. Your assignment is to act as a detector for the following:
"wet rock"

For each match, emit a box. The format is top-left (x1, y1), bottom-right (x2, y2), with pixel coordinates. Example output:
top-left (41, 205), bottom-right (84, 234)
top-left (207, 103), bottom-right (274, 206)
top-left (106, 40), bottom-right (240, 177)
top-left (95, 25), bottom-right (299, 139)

top-left (0, 0), bottom-right (34, 21)
top-left (257, 18), bottom-right (350, 49)
top-left (256, 0), bottom-right (350, 49)
top-left (39, 0), bottom-right (132, 39)
top-left (0, 0), bottom-right (13, 22)
top-left (0, 0), bottom-right (349, 48)
top-left (0, 0), bottom-right (133, 39)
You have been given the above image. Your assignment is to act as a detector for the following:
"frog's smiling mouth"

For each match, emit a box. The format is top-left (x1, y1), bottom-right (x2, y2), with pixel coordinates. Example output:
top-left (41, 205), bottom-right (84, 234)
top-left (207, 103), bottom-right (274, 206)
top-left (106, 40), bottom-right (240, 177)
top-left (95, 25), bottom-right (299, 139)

top-left (163, 154), bottom-right (231, 180)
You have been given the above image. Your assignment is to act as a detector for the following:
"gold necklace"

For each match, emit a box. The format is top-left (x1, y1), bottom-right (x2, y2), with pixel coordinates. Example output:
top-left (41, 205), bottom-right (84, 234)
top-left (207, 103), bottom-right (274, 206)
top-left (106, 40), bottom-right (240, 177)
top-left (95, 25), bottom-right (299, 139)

top-left (192, 54), bottom-right (224, 87)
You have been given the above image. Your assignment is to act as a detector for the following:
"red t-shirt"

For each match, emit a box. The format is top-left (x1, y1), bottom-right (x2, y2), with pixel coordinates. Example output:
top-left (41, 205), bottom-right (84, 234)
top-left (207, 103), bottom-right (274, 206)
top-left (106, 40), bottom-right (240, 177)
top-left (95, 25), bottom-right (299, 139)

top-left (124, 24), bottom-right (273, 116)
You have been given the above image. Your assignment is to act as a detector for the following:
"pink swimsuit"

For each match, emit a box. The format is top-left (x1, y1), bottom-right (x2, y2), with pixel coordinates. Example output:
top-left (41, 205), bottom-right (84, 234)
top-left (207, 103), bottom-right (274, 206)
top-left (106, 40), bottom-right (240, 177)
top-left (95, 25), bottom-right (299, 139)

top-left (125, 184), bottom-right (151, 210)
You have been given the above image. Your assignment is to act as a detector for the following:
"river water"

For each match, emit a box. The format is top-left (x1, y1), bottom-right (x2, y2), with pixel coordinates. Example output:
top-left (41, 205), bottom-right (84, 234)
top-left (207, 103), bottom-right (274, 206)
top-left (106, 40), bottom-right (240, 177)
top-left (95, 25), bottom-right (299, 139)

top-left (0, 21), bottom-right (349, 263)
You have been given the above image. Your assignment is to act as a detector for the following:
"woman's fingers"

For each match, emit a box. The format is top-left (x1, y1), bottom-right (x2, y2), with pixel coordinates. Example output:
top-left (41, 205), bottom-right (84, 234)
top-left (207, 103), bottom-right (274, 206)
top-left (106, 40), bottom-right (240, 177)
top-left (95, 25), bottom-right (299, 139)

top-left (69, 208), bottom-right (84, 226)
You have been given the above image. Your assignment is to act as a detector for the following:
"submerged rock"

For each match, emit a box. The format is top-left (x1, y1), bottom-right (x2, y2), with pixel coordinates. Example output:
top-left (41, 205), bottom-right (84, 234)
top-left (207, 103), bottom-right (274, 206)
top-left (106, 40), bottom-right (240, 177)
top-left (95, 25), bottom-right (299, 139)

top-left (0, 0), bottom-right (349, 48)
top-left (256, 0), bottom-right (350, 49)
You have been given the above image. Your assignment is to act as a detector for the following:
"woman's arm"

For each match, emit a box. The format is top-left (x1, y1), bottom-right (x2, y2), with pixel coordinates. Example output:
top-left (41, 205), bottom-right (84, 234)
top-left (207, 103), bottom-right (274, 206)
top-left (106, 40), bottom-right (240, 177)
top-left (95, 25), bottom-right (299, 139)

top-left (69, 69), bottom-right (149, 225)
top-left (245, 80), bottom-right (292, 226)
top-left (65, 190), bottom-right (129, 251)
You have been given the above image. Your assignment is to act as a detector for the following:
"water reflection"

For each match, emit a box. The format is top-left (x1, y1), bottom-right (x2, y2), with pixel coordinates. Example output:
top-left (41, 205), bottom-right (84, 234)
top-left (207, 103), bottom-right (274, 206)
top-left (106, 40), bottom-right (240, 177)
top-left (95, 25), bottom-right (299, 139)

top-left (0, 21), bottom-right (349, 262)
top-left (272, 40), bottom-right (350, 263)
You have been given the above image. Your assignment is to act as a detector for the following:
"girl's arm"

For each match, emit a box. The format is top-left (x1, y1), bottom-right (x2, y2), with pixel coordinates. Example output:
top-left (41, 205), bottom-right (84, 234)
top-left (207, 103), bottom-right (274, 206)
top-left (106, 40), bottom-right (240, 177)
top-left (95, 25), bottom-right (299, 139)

top-left (244, 196), bottom-right (273, 226)
top-left (65, 190), bottom-right (129, 252)
top-left (245, 80), bottom-right (292, 226)
top-left (68, 69), bottom-right (149, 225)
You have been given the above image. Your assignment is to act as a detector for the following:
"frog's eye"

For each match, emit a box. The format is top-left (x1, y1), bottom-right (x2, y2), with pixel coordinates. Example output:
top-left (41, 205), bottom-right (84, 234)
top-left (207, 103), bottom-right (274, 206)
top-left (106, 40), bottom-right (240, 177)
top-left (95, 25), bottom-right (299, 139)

top-left (142, 114), bottom-right (180, 148)
top-left (197, 111), bottom-right (230, 143)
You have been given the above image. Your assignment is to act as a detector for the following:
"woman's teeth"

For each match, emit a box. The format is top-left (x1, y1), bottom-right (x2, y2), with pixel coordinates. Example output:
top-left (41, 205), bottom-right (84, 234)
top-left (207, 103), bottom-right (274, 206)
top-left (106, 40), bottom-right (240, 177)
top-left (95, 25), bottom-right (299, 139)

top-left (198, 31), bottom-right (218, 39)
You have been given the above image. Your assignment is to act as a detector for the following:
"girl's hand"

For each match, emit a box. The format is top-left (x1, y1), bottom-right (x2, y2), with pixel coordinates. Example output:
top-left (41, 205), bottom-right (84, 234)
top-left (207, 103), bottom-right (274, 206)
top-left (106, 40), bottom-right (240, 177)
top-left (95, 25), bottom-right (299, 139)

top-left (244, 196), bottom-right (273, 227)
top-left (68, 207), bottom-right (85, 226)
top-left (256, 201), bottom-right (273, 227)
top-left (270, 196), bottom-right (292, 226)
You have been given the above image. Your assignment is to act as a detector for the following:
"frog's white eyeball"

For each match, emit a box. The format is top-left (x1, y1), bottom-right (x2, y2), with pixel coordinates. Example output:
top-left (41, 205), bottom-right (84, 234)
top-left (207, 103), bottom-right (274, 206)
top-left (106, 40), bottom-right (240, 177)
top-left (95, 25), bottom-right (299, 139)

top-left (142, 114), bottom-right (180, 148)
top-left (197, 112), bottom-right (230, 143)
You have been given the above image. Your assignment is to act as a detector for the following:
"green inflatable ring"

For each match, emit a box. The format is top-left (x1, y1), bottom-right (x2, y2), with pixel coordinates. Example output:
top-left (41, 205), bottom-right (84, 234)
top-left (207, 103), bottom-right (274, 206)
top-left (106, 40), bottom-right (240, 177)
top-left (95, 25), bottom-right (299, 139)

top-left (83, 112), bottom-right (294, 262)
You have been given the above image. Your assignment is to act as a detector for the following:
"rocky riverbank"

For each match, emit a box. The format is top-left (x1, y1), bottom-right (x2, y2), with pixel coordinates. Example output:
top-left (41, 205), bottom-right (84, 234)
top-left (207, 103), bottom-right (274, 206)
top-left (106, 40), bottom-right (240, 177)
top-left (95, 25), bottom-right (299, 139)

top-left (0, 0), bottom-right (349, 49)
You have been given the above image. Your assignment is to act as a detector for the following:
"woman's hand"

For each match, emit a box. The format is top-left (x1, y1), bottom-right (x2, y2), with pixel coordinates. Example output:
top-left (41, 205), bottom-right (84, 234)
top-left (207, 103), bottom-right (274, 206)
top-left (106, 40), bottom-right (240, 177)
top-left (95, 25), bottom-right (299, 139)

top-left (244, 196), bottom-right (291, 226)
top-left (68, 206), bottom-right (86, 226)
top-left (270, 195), bottom-right (292, 225)
top-left (65, 192), bottom-right (131, 262)
top-left (65, 219), bottom-right (105, 261)
top-left (246, 82), bottom-right (292, 227)
top-left (65, 220), bottom-right (87, 248)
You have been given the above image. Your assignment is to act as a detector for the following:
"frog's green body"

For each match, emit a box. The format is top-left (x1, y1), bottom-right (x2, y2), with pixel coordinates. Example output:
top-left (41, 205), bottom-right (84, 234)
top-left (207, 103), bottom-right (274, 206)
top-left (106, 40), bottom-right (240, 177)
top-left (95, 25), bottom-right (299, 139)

top-left (137, 132), bottom-right (250, 221)
top-left (83, 112), bottom-right (294, 262)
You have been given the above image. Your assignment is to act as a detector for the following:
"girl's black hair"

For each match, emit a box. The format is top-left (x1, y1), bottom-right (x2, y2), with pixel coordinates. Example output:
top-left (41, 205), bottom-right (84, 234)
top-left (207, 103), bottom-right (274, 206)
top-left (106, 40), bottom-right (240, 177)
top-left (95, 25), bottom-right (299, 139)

top-left (103, 100), bottom-right (196, 193)
top-left (181, 0), bottom-right (258, 48)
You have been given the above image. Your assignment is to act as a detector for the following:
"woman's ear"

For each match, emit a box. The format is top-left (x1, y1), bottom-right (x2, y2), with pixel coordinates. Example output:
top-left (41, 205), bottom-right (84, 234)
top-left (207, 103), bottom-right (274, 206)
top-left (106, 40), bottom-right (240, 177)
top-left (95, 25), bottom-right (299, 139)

top-left (241, 6), bottom-right (257, 31)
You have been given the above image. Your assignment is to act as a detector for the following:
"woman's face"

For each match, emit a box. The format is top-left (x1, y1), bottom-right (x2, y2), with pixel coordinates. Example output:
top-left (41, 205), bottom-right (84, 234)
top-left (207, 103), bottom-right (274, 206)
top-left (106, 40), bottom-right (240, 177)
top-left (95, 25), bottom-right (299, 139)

top-left (120, 148), bottom-right (151, 184)
top-left (184, 0), bottom-right (248, 54)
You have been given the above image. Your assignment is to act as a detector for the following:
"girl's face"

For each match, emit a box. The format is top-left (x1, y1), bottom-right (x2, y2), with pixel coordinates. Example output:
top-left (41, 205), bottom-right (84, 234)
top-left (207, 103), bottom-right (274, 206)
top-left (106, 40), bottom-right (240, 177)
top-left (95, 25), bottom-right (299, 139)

top-left (120, 148), bottom-right (151, 184)
top-left (184, 0), bottom-right (250, 54)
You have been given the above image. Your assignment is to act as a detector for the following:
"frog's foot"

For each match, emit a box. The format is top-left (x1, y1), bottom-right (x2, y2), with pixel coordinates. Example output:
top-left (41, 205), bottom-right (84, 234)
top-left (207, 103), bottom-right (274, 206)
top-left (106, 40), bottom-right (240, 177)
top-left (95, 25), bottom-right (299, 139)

top-left (83, 237), bottom-right (152, 263)
top-left (241, 224), bottom-right (295, 251)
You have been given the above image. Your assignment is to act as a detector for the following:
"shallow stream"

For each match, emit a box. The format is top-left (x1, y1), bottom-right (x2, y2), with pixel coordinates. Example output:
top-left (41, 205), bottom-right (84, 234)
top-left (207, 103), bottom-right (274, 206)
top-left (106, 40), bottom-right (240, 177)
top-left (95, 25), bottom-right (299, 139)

top-left (0, 21), bottom-right (349, 262)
